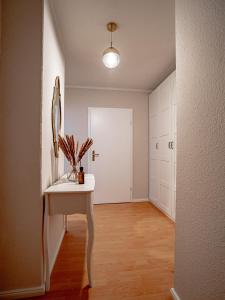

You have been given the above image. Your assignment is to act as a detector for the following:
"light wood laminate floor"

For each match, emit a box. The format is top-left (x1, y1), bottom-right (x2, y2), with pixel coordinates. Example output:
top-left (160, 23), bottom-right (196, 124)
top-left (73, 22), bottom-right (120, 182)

top-left (34, 202), bottom-right (175, 300)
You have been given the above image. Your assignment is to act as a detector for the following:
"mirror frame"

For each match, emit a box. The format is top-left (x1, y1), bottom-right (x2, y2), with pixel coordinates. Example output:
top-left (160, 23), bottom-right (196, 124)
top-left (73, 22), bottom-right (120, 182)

top-left (51, 76), bottom-right (62, 158)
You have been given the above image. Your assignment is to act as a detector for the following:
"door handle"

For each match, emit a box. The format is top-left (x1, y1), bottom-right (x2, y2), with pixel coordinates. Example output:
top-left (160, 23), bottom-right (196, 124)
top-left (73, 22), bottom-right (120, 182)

top-left (92, 150), bottom-right (100, 161)
top-left (156, 142), bottom-right (159, 150)
top-left (168, 141), bottom-right (174, 149)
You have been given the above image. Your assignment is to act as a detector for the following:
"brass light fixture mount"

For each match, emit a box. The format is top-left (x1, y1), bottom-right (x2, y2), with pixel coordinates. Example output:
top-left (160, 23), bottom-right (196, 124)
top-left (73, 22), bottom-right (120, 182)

top-left (107, 22), bottom-right (118, 33)
top-left (107, 22), bottom-right (118, 47)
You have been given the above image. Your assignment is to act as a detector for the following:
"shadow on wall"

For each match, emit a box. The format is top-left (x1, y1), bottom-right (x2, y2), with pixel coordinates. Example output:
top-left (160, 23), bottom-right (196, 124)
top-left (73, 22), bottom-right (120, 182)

top-left (51, 148), bottom-right (59, 183)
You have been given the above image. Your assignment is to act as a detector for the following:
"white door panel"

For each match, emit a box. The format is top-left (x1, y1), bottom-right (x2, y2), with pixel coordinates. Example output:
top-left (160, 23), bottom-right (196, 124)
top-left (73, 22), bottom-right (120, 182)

top-left (159, 184), bottom-right (171, 215)
top-left (173, 134), bottom-right (176, 164)
top-left (150, 159), bottom-right (159, 179)
top-left (149, 90), bottom-right (159, 116)
top-left (159, 160), bottom-right (170, 187)
top-left (172, 190), bottom-right (176, 219)
top-left (172, 104), bottom-right (177, 135)
top-left (88, 108), bottom-right (132, 204)
top-left (173, 163), bottom-right (176, 190)
top-left (150, 115), bottom-right (158, 138)
top-left (150, 137), bottom-right (158, 160)
top-left (171, 72), bottom-right (176, 105)
top-left (150, 178), bottom-right (159, 201)
top-left (149, 71), bottom-right (176, 220)
top-left (159, 78), bottom-right (171, 111)
top-left (159, 135), bottom-right (170, 162)
top-left (159, 108), bottom-right (171, 137)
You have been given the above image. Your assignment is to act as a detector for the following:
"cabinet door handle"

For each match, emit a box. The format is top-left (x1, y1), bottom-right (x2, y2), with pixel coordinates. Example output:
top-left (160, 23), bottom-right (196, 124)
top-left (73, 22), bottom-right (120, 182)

top-left (156, 142), bottom-right (159, 150)
top-left (168, 142), bottom-right (171, 149)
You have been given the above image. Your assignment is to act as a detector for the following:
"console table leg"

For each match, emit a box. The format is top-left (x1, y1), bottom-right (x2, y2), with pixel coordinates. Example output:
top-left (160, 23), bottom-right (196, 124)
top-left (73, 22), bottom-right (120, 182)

top-left (87, 200), bottom-right (94, 287)
top-left (65, 215), bottom-right (68, 232)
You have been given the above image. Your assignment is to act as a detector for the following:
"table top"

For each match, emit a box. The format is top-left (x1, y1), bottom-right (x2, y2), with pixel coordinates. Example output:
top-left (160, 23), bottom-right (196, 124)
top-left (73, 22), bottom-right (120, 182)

top-left (45, 174), bottom-right (95, 194)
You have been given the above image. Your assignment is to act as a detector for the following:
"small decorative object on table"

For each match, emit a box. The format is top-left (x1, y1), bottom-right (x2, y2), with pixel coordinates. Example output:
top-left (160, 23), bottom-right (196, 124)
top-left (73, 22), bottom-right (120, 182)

top-left (58, 134), bottom-right (93, 183)
top-left (78, 166), bottom-right (85, 184)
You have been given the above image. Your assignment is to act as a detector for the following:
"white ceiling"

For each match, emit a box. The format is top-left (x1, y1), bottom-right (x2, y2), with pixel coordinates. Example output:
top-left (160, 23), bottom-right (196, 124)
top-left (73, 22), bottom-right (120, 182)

top-left (51, 0), bottom-right (175, 91)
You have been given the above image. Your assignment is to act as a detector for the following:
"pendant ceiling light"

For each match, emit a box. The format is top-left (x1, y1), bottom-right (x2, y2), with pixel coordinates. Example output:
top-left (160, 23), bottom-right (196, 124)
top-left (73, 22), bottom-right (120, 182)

top-left (102, 22), bottom-right (120, 69)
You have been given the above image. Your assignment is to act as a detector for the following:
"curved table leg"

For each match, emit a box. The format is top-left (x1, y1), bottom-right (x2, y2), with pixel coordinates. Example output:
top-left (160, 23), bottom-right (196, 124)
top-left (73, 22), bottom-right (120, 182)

top-left (65, 215), bottom-right (68, 232)
top-left (86, 195), bottom-right (94, 287)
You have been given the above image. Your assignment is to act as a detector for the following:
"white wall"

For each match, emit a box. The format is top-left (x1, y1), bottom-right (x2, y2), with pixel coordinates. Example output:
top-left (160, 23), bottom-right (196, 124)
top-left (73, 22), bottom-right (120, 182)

top-left (0, 0), bottom-right (65, 294)
top-left (42, 0), bottom-right (65, 274)
top-left (65, 88), bottom-right (149, 199)
top-left (0, 0), bottom-right (43, 290)
top-left (0, 0), bottom-right (2, 54)
top-left (174, 1), bottom-right (225, 299)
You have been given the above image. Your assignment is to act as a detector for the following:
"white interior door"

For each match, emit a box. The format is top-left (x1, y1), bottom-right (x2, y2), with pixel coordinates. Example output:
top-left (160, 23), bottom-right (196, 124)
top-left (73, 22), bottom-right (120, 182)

top-left (88, 108), bottom-right (132, 204)
top-left (158, 79), bottom-right (172, 216)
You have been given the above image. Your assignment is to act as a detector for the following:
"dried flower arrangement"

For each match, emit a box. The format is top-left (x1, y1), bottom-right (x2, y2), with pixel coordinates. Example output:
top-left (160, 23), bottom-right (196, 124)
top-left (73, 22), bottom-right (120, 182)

top-left (58, 134), bottom-right (93, 181)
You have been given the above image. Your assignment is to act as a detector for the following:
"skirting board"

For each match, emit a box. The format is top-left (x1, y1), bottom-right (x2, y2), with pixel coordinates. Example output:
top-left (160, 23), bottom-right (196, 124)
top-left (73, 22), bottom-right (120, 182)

top-left (0, 284), bottom-right (45, 299)
top-left (94, 199), bottom-right (149, 204)
top-left (170, 288), bottom-right (181, 300)
top-left (132, 198), bottom-right (149, 203)
top-left (0, 230), bottom-right (65, 299)
top-left (49, 228), bottom-right (65, 275)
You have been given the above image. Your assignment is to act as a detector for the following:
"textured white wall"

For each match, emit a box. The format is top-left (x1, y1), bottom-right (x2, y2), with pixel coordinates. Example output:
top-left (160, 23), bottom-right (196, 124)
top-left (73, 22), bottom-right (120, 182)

top-left (0, 0), bottom-right (2, 54)
top-left (42, 0), bottom-right (65, 273)
top-left (0, 0), bottom-right (43, 290)
top-left (65, 88), bottom-right (149, 199)
top-left (0, 0), bottom-right (65, 292)
top-left (175, 1), bottom-right (225, 299)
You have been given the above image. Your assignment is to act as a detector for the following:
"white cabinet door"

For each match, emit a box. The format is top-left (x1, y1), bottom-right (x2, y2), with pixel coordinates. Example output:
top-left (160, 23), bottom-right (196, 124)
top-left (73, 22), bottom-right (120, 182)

top-left (171, 72), bottom-right (176, 220)
top-left (158, 78), bottom-right (172, 216)
top-left (149, 71), bottom-right (176, 220)
top-left (149, 89), bottom-right (160, 203)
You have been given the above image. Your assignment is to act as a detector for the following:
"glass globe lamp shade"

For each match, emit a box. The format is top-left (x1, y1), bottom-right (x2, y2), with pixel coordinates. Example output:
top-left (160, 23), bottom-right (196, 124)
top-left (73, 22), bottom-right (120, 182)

top-left (102, 47), bottom-right (120, 69)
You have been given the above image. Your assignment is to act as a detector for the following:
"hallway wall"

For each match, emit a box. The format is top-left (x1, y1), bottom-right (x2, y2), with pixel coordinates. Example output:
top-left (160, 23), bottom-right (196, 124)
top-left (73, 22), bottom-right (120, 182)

top-left (0, 0), bottom-right (43, 291)
top-left (0, 0), bottom-right (65, 295)
top-left (175, 0), bottom-right (225, 299)
top-left (42, 0), bottom-right (65, 275)
top-left (65, 88), bottom-right (149, 199)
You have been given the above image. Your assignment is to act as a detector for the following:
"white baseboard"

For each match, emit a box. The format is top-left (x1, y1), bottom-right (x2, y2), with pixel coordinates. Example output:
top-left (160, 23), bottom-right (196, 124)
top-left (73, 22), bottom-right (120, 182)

top-left (0, 227), bottom-right (65, 299)
top-left (148, 198), bottom-right (175, 222)
top-left (170, 288), bottom-right (181, 300)
top-left (0, 284), bottom-right (45, 299)
top-left (132, 198), bottom-right (149, 202)
top-left (94, 199), bottom-right (149, 204)
top-left (49, 228), bottom-right (65, 275)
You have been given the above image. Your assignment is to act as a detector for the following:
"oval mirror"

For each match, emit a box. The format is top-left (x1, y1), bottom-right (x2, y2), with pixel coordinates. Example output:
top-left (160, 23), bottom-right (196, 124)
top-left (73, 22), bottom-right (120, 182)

top-left (51, 76), bottom-right (62, 157)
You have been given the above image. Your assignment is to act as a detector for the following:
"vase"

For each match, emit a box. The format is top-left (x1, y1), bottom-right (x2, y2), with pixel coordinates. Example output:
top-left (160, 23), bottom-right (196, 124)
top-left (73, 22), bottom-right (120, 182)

top-left (67, 164), bottom-right (78, 183)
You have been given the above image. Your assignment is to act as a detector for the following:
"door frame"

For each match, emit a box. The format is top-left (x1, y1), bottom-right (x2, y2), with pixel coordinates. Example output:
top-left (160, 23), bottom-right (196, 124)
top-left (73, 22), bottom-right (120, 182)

top-left (88, 107), bottom-right (133, 202)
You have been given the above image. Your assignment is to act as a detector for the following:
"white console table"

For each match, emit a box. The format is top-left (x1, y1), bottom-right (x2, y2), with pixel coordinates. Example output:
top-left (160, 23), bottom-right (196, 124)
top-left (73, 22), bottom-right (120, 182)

top-left (44, 174), bottom-right (95, 291)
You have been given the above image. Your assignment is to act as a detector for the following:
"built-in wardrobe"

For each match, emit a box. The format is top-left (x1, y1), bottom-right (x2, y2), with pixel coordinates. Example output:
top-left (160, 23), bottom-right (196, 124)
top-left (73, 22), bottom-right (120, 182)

top-left (149, 71), bottom-right (176, 220)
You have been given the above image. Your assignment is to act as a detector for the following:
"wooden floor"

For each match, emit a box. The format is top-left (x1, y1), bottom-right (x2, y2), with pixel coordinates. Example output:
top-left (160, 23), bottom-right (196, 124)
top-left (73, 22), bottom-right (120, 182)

top-left (33, 202), bottom-right (175, 300)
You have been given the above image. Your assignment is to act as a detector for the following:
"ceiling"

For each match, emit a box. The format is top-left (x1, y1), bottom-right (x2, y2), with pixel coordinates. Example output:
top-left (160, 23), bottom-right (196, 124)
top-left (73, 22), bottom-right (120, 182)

top-left (51, 0), bottom-right (175, 91)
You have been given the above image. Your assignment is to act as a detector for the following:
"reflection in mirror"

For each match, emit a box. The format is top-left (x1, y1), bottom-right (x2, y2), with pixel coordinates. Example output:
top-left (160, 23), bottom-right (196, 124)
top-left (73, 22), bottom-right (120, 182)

top-left (51, 76), bottom-right (62, 157)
